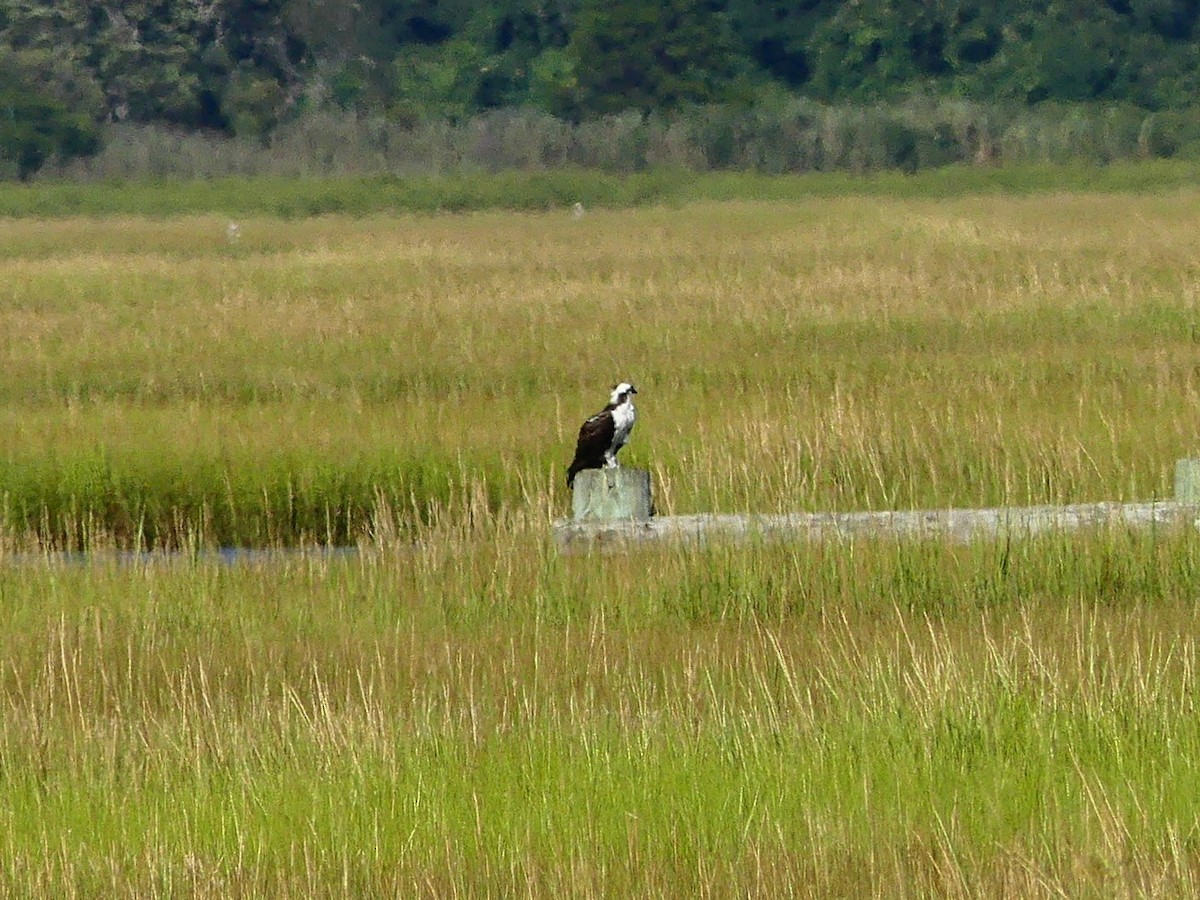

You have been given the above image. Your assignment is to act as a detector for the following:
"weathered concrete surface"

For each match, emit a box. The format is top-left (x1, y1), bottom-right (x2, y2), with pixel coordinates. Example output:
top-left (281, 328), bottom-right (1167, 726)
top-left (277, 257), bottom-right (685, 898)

top-left (1175, 459), bottom-right (1200, 504)
top-left (554, 499), bottom-right (1197, 550)
top-left (571, 467), bottom-right (653, 522)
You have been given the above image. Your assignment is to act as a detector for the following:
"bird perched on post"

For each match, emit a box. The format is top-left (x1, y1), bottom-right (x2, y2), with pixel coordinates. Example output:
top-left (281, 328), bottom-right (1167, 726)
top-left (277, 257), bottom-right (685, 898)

top-left (566, 382), bottom-right (638, 487)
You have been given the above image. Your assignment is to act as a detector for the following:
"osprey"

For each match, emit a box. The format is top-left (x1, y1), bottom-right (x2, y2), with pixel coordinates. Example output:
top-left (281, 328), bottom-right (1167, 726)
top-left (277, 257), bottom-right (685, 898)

top-left (566, 382), bottom-right (638, 487)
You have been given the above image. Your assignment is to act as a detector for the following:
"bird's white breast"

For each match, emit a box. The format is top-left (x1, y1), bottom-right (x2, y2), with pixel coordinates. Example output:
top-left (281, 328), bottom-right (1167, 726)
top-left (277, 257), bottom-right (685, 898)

top-left (611, 399), bottom-right (636, 445)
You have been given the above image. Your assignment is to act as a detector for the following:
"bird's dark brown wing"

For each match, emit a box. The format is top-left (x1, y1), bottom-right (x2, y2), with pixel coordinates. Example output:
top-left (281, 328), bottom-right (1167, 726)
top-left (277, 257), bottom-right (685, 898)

top-left (566, 410), bottom-right (616, 486)
top-left (576, 411), bottom-right (615, 450)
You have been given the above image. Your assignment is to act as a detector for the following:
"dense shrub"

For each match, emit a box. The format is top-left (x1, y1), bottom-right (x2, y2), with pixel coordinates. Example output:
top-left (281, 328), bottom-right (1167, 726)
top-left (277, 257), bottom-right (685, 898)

top-left (41, 99), bottom-right (1200, 182)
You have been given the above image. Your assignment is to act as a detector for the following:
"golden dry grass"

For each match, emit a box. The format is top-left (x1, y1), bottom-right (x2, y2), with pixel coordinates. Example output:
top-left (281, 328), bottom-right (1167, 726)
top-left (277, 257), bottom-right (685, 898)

top-left (1, 192), bottom-right (1200, 545)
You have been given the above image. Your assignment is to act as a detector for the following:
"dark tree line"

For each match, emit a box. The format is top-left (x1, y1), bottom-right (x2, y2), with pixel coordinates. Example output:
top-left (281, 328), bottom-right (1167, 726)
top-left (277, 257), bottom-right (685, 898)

top-left (3, 0), bottom-right (1199, 176)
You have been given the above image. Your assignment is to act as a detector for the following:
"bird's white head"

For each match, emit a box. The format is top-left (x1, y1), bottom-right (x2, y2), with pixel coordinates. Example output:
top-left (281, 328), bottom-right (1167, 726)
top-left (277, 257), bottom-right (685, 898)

top-left (610, 382), bottom-right (637, 405)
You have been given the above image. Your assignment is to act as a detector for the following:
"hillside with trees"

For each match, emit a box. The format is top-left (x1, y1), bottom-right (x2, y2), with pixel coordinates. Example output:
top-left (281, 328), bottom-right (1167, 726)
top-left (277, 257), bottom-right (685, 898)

top-left (3, 0), bottom-right (1200, 178)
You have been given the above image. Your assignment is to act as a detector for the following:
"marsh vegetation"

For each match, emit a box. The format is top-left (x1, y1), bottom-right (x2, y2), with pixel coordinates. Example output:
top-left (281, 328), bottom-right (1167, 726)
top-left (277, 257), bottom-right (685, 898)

top-left (3, 177), bottom-right (1200, 894)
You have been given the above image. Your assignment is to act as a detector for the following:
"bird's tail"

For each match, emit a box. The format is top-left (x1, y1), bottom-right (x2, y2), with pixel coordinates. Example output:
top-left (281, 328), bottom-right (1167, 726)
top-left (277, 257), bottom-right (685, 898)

top-left (566, 465), bottom-right (578, 488)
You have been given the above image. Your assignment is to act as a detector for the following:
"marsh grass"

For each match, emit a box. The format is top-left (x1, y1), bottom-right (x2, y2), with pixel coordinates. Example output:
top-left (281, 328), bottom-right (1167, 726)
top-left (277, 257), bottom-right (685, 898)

top-left (1, 191), bottom-right (1199, 545)
top-left (4, 524), bottom-right (1200, 895)
top-left (9, 162), bottom-right (1200, 218)
top-left (4, 184), bottom-right (1200, 893)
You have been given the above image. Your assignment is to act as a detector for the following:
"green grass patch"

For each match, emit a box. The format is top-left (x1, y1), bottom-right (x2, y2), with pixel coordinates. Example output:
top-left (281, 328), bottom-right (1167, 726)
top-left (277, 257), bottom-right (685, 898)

top-left (3, 529), bottom-right (1200, 893)
top-left (4, 161), bottom-right (1200, 218)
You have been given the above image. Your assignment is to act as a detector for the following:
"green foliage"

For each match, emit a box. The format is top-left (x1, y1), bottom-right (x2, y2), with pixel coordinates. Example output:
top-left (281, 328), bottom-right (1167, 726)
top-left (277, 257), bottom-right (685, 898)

top-left (5, 0), bottom-right (1200, 160)
top-left (389, 39), bottom-right (491, 124)
top-left (808, 1), bottom-right (928, 101)
top-left (994, 5), bottom-right (1124, 104)
top-left (569, 0), bottom-right (743, 115)
top-left (0, 0), bottom-right (305, 137)
top-left (84, 0), bottom-right (209, 124)
top-left (0, 60), bottom-right (97, 178)
top-left (1137, 109), bottom-right (1200, 158)
top-left (527, 48), bottom-right (577, 117)
top-left (223, 66), bottom-right (288, 137)
top-left (724, 0), bottom-right (822, 87)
